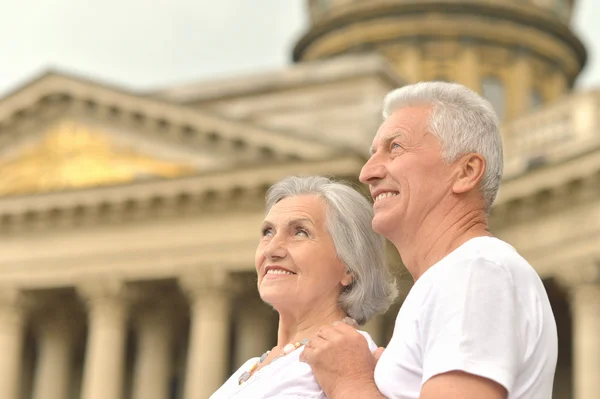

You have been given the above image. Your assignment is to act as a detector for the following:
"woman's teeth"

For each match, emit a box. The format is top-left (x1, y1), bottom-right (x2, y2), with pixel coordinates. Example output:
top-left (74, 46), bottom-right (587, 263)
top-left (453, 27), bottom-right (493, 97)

top-left (266, 269), bottom-right (294, 275)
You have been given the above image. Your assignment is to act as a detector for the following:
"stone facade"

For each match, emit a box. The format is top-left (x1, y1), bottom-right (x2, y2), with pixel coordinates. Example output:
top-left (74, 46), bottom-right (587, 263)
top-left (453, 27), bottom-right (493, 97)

top-left (0, 1), bottom-right (597, 398)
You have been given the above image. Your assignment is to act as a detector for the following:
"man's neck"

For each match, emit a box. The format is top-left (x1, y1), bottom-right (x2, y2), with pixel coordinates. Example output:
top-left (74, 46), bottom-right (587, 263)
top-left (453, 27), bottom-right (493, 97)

top-left (394, 205), bottom-right (491, 281)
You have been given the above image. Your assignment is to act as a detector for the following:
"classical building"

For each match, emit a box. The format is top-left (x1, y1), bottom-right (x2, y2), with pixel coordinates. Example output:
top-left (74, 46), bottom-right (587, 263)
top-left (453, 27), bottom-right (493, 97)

top-left (0, 1), bottom-right (597, 398)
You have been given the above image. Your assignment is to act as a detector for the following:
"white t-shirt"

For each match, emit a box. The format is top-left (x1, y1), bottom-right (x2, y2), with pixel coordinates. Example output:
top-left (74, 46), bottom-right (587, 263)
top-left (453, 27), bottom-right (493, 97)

top-left (211, 331), bottom-right (378, 399)
top-left (375, 237), bottom-right (558, 399)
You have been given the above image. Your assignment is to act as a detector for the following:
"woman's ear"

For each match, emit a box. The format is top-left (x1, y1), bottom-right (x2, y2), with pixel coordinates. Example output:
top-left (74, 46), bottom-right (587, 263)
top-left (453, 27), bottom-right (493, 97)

top-left (341, 269), bottom-right (353, 287)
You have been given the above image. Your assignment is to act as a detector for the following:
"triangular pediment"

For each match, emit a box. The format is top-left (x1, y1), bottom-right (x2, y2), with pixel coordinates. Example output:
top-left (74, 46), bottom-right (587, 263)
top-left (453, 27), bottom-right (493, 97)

top-left (0, 120), bottom-right (200, 196)
top-left (0, 70), bottom-right (342, 197)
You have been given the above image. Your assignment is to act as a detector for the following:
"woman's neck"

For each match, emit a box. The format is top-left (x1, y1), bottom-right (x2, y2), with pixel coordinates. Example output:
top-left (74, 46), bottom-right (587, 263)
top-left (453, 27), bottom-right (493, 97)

top-left (275, 304), bottom-right (348, 348)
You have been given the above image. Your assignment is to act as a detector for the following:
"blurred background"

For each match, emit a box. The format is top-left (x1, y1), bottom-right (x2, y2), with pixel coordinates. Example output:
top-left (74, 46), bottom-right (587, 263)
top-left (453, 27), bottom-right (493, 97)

top-left (0, 1), bottom-right (598, 399)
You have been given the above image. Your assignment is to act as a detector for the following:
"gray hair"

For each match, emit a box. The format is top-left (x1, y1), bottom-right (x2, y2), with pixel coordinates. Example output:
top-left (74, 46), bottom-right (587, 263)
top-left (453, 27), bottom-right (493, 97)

top-left (383, 81), bottom-right (504, 213)
top-left (265, 176), bottom-right (398, 325)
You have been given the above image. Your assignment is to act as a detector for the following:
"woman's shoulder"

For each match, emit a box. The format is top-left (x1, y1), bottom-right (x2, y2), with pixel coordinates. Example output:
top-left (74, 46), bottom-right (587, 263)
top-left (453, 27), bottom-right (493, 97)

top-left (357, 329), bottom-right (380, 351)
top-left (209, 357), bottom-right (260, 399)
top-left (257, 349), bottom-right (325, 397)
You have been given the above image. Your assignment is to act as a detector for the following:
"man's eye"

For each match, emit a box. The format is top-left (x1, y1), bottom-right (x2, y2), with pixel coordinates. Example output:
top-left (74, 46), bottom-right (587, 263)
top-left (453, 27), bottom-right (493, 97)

top-left (391, 142), bottom-right (401, 150)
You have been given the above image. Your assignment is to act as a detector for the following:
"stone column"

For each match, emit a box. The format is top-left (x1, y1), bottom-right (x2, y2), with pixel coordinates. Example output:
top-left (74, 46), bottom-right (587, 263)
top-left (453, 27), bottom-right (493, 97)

top-left (131, 303), bottom-right (174, 399)
top-left (398, 42), bottom-right (422, 83)
top-left (31, 309), bottom-right (75, 399)
top-left (180, 270), bottom-right (235, 399)
top-left (508, 52), bottom-right (533, 120)
top-left (572, 283), bottom-right (600, 399)
top-left (233, 294), bottom-right (276, 369)
top-left (546, 68), bottom-right (568, 103)
top-left (455, 45), bottom-right (480, 93)
top-left (78, 280), bottom-right (129, 399)
top-left (0, 289), bottom-right (27, 399)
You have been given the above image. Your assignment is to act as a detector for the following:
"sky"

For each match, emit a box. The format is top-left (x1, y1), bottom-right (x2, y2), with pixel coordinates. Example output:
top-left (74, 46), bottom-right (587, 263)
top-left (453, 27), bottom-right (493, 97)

top-left (0, 0), bottom-right (598, 97)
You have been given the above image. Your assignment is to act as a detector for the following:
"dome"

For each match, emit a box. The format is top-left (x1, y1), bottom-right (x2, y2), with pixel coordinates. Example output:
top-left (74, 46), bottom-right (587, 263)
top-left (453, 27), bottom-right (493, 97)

top-left (296, 0), bottom-right (586, 121)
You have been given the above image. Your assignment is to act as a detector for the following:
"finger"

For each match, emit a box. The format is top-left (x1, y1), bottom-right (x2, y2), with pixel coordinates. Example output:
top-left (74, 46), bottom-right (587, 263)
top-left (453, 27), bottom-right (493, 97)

top-left (301, 336), bottom-right (325, 364)
top-left (306, 334), bottom-right (327, 348)
top-left (373, 347), bottom-right (385, 362)
top-left (331, 320), bottom-right (361, 335)
top-left (316, 324), bottom-right (341, 340)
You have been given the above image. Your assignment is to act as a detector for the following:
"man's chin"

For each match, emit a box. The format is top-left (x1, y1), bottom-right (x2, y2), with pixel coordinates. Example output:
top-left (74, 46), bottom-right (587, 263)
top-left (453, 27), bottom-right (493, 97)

top-left (372, 215), bottom-right (394, 238)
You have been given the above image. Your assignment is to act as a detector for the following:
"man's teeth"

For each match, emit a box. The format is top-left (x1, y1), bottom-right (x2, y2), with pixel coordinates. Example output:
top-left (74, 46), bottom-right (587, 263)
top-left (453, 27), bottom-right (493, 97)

top-left (375, 192), bottom-right (399, 202)
top-left (266, 269), bottom-right (295, 275)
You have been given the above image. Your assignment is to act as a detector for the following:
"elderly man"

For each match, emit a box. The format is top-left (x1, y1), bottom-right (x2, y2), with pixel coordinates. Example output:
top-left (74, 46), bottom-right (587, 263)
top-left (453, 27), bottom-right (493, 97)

top-left (301, 82), bottom-right (558, 399)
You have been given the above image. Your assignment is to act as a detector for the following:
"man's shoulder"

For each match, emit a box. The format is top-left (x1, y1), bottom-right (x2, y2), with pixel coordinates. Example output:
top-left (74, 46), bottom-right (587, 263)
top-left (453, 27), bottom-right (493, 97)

top-left (413, 237), bottom-right (538, 305)
top-left (441, 236), bottom-right (534, 278)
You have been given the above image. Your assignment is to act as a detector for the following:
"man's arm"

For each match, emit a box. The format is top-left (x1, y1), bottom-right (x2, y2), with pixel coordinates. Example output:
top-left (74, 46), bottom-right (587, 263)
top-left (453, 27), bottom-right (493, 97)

top-left (420, 371), bottom-right (507, 399)
top-left (335, 371), bottom-right (508, 399)
top-left (301, 324), bottom-right (506, 399)
top-left (417, 258), bottom-right (521, 399)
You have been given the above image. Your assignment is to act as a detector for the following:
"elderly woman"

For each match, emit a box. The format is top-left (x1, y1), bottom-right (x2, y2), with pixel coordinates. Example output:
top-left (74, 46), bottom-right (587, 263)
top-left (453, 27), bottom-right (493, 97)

top-left (210, 175), bottom-right (397, 399)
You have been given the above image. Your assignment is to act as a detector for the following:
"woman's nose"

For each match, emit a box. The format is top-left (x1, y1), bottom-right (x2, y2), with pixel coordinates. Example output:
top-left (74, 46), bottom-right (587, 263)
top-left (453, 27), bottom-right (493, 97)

top-left (263, 236), bottom-right (287, 260)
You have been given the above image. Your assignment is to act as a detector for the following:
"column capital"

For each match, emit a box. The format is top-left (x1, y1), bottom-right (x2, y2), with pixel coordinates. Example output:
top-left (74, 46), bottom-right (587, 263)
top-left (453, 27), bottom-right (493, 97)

top-left (76, 279), bottom-right (129, 334)
top-left (233, 273), bottom-right (260, 297)
top-left (77, 279), bottom-right (127, 302)
top-left (132, 298), bottom-right (177, 331)
top-left (0, 287), bottom-right (31, 308)
top-left (35, 305), bottom-right (79, 335)
top-left (0, 287), bottom-right (32, 326)
top-left (178, 268), bottom-right (240, 299)
top-left (555, 260), bottom-right (600, 292)
top-left (572, 283), bottom-right (600, 304)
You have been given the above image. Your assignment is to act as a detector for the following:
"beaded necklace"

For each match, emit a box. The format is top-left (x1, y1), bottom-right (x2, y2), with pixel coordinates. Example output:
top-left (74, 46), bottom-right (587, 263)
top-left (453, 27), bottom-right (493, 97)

top-left (238, 338), bottom-right (310, 385)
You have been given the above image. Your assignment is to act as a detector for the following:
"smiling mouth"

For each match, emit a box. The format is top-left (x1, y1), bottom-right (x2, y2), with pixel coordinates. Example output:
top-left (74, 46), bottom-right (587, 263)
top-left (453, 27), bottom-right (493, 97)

top-left (265, 269), bottom-right (295, 276)
top-left (264, 266), bottom-right (296, 277)
top-left (374, 192), bottom-right (399, 202)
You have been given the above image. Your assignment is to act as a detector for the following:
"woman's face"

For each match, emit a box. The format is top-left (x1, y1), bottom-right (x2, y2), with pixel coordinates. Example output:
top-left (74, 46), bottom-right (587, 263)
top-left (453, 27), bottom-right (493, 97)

top-left (255, 195), bottom-right (352, 313)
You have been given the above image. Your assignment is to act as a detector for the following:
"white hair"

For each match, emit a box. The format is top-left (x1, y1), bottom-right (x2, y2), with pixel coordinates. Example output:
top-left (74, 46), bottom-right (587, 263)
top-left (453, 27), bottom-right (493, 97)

top-left (265, 176), bottom-right (398, 325)
top-left (383, 81), bottom-right (503, 213)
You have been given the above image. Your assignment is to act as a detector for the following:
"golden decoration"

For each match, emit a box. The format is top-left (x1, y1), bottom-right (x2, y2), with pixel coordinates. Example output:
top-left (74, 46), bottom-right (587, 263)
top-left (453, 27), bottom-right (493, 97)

top-left (0, 121), bottom-right (197, 196)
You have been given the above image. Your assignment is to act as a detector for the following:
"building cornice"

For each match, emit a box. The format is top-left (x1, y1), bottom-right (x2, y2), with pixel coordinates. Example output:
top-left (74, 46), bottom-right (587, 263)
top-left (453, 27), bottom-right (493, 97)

top-left (0, 155), bottom-right (365, 233)
top-left (490, 143), bottom-right (600, 228)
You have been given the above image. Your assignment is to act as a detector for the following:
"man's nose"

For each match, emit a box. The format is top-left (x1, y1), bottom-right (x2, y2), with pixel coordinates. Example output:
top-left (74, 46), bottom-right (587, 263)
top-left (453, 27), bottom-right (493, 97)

top-left (359, 154), bottom-right (386, 184)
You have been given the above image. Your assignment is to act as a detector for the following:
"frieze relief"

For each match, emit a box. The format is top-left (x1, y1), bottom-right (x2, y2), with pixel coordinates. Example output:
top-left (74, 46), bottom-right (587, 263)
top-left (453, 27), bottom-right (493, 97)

top-left (0, 120), bottom-right (198, 197)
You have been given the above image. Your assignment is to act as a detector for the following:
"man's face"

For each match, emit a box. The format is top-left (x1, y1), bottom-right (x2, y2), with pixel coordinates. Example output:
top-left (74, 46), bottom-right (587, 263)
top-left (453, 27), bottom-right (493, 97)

top-left (359, 105), bottom-right (455, 239)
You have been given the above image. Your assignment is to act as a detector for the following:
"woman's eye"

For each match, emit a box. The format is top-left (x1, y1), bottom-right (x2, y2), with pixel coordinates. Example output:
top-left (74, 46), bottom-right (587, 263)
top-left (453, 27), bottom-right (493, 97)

top-left (262, 227), bottom-right (273, 237)
top-left (295, 228), bottom-right (309, 237)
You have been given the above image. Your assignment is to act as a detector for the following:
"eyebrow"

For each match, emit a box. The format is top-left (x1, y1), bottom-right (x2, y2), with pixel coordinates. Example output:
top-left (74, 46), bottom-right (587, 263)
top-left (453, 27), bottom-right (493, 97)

top-left (262, 217), bottom-right (315, 229)
top-left (369, 131), bottom-right (408, 155)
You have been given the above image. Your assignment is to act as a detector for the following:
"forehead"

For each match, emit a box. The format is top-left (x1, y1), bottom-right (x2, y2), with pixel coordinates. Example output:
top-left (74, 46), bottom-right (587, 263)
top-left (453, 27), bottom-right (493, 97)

top-left (372, 105), bottom-right (431, 146)
top-left (266, 195), bottom-right (327, 223)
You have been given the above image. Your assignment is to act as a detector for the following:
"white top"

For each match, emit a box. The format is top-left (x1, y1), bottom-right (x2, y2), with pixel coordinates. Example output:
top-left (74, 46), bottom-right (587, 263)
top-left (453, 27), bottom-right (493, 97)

top-left (211, 331), bottom-right (378, 399)
top-left (374, 237), bottom-right (558, 399)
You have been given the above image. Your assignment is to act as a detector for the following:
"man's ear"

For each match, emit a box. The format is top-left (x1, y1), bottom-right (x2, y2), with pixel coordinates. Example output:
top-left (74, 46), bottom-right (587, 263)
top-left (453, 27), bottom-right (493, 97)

top-left (452, 153), bottom-right (486, 194)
